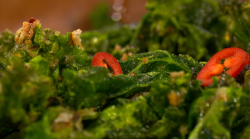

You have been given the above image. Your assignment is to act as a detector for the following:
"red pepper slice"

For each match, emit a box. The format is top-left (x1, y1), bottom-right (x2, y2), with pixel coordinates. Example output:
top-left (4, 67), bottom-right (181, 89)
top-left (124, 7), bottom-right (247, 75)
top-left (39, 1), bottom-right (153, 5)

top-left (196, 47), bottom-right (249, 86)
top-left (247, 59), bottom-right (250, 65)
top-left (91, 52), bottom-right (122, 75)
top-left (70, 33), bottom-right (74, 47)
top-left (29, 17), bottom-right (36, 23)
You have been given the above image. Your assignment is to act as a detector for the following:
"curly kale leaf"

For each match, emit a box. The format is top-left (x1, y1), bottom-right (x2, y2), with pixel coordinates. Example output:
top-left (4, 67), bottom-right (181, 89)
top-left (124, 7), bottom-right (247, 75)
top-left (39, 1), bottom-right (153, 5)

top-left (23, 106), bottom-right (98, 139)
top-left (0, 30), bottom-right (16, 67)
top-left (80, 25), bottom-right (137, 60)
top-left (62, 50), bottom-right (201, 109)
top-left (0, 57), bottom-right (55, 137)
top-left (133, 0), bottom-right (250, 61)
top-left (132, 0), bottom-right (224, 60)
top-left (86, 72), bottom-right (201, 139)
top-left (120, 50), bottom-right (200, 74)
top-left (188, 86), bottom-right (250, 139)
top-left (62, 67), bottom-right (111, 109)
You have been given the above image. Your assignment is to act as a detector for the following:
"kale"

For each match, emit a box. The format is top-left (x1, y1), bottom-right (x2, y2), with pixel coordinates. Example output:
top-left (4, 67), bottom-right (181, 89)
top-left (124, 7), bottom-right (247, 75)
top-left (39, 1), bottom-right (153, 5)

top-left (1, 0), bottom-right (250, 138)
top-left (132, 0), bottom-right (250, 61)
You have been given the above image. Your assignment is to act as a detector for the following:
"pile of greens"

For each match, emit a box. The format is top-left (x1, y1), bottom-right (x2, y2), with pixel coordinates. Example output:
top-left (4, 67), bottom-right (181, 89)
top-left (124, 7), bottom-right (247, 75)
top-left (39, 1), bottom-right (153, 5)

top-left (1, 0), bottom-right (250, 138)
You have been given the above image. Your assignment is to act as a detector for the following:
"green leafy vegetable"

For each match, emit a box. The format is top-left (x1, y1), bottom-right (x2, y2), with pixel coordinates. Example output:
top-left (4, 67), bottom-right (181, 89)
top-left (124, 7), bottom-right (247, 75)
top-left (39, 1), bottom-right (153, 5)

top-left (1, 0), bottom-right (250, 138)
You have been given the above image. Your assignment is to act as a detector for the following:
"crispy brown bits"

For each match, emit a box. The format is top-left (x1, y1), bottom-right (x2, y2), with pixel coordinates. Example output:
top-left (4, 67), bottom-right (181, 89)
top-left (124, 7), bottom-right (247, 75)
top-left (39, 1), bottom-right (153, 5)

top-left (130, 72), bottom-right (135, 76)
top-left (15, 18), bottom-right (40, 45)
top-left (142, 57), bottom-right (148, 64)
top-left (167, 90), bottom-right (183, 107)
top-left (70, 29), bottom-right (83, 50)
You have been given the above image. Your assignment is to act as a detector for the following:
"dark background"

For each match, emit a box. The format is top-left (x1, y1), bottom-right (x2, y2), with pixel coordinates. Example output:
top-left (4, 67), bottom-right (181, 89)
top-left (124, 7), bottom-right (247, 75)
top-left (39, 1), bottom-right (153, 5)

top-left (0, 0), bottom-right (147, 34)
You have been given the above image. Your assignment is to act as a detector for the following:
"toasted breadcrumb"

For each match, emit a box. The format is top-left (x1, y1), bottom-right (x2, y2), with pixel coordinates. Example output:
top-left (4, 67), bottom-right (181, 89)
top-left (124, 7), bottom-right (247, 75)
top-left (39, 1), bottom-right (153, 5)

top-left (71, 29), bottom-right (83, 50)
top-left (15, 19), bottom-right (40, 45)
top-left (142, 57), bottom-right (148, 64)
top-left (121, 53), bottom-right (128, 61)
top-left (167, 90), bottom-right (183, 106)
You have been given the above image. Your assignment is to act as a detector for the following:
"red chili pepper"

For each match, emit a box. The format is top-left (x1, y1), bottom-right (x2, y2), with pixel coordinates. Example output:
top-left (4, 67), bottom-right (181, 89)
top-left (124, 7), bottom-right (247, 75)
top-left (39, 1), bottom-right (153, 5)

top-left (247, 59), bottom-right (250, 65)
top-left (70, 33), bottom-right (74, 47)
top-left (91, 52), bottom-right (122, 75)
top-left (29, 17), bottom-right (36, 23)
top-left (196, 47), bottom-right (249, 86)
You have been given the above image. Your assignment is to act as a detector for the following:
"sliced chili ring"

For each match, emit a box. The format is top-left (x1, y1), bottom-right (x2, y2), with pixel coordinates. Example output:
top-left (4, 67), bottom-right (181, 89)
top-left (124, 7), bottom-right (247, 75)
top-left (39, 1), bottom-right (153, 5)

top-left (91, 52), bottom-right (122, 75)
top-left (196, 47), bottom-right (249, 86)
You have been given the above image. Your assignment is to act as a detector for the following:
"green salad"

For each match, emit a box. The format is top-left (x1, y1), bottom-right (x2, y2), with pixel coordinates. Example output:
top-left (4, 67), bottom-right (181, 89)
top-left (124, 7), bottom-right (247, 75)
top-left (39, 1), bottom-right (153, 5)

top-left (1, 0), bottom-right (250, 138)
